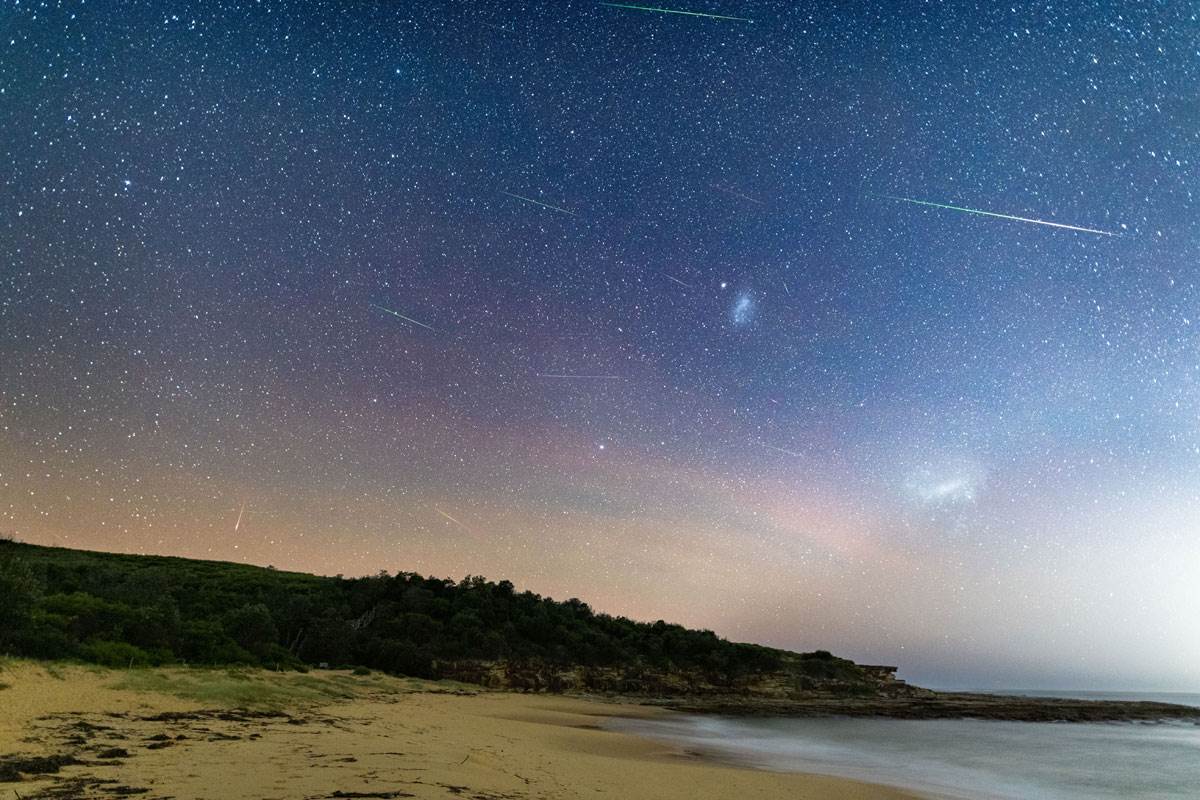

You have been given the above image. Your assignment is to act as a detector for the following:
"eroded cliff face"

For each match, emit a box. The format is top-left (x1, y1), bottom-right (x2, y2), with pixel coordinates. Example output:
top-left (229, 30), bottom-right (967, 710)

top-left (434, 655), bottom-right (925, 700)
top-left (431, 659), bottom-right (1200, 723)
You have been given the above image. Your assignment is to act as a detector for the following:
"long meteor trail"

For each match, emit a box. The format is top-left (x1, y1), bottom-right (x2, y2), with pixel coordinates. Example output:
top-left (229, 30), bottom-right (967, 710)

top-left (599, 2), bottom-right (752, 21)
top-left (371, 303), bottom-right (437, 331)
top-left (877, 194), bottom-right (1118, 237)
top-left (536, 373), bottom-right (626, 380)
top-left (502, 191), bottom-right (575, 216)
top-left (759, 442), bottom-right (803, 458)
top-left (713, 184), bottom-right (764, 204)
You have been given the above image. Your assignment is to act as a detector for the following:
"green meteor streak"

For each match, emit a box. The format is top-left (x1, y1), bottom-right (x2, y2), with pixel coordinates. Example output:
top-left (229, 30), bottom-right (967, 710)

top-left (371, 303), bottom-right (437, 331)
top-left (599, 3), bottom-right (752, 22)
top-left (502, 191), bottom-right (576, 216)
top-left (876, 194), bottom-right (1118, 237)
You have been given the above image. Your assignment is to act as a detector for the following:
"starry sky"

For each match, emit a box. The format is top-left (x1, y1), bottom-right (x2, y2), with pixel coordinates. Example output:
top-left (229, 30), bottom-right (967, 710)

top-left (2, 0), bottom-right (1198, 691)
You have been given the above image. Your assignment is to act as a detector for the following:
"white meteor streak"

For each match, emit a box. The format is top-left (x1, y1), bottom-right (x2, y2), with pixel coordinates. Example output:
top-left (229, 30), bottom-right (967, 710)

top-left (502, 191), bottom-right (576, 216)
top-left (877, 194), bottom-right (1120, 237)
top-left (662, 272), bottom-right (694, 289)
top-left (759, 442), bottom-right (803, 457)
top-left (234, 502), bottom-right (246, 532)
top-left (713, 184), bottom-right (764, 204)
top-left (434, 507), bottom-right (480, 535)
top-left (371, 303), bottom-right (438, 331)
top-left (434, 507), bottom-right (465, 526)
top-left (599, 3), bottom-right (753, 22)
top-left (537, 373), bottom-right (626, 380)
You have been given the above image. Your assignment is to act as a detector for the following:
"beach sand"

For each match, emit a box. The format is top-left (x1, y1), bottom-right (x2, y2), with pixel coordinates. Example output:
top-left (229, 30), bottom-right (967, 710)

top-left (0, 661), bottom-right (921, 799)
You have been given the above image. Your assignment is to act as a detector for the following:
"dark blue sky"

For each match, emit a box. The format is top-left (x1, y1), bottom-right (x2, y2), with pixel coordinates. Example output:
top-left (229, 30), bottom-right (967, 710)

top-left (2, 1), bottom-right (1197, 689)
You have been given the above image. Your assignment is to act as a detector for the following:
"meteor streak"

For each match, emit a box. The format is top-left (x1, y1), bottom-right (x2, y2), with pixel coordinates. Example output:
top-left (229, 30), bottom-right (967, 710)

top-left (502, 191), bottom-right (575, 216)
top-left (371, 303), bottom-right (437, 331)
top-left (434, 507), bottom-right (466, 527)
top-left (434, 507), bottom-right (480, 535)
top-left (759, 441), bottom-right (802, 457)
top-left (713, 184), bottom-right (764, 204)
top-left (234, 502), bottom-right (246, 532)
top-left (536, 373), bottom-right (626, 380)
top-left (662, 272), bottom-right (694, 289)
top-left (876, 194), bottom-right (1118, 237)
top-left (599, 2), bottom-right (752, 21)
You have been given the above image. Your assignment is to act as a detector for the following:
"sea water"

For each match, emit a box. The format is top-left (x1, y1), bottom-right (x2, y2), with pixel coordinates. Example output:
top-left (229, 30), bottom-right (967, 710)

top-left (610, 693), bottom-right (1200, 800)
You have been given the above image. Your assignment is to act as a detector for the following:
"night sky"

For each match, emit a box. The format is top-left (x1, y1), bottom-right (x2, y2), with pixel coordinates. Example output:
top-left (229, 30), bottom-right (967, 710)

top-left (3, 0), bottom-right (1198, 691)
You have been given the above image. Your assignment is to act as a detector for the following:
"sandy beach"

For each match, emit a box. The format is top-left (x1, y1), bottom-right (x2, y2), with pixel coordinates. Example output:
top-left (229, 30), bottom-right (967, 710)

top-left (0, 661), bottom-right (921, 799)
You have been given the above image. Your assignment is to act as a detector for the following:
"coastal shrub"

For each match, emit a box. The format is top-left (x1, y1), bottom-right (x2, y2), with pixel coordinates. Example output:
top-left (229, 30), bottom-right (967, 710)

top-left (19, 611), bottom-right (75, 659)
top-left (43, 592), bottom-right (135, 642)
top-left (178, 619), bottom-right (252, 664)
top-left (1, 540), bottom-right (798, 685)
top-left (83, 640), bottom-right (156, 668)
top-left (0, 553), bottom-right (39, 649)
top-left (224, 603), bottom-right (279, 659)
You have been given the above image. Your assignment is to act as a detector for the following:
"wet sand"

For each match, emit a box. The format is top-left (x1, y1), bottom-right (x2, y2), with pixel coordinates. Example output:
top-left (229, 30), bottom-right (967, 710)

top-left (0, 661), bottom-right (922, 799)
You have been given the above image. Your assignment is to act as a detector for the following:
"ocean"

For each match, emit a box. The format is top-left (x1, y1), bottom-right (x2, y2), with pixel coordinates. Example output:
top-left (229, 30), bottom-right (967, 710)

top-left (609, 693), bottom-right (1200, 800)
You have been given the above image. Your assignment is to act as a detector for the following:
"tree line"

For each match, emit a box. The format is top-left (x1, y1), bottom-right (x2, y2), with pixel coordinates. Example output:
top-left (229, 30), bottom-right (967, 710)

top-left (0, 539), bottom-right (798, 684)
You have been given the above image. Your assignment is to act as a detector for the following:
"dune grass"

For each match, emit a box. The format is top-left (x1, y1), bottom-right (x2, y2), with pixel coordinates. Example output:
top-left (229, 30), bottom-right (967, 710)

top-left (111, 666), bottom-right (476, 709)
top-left (0, 656), bottom-right (478, 710)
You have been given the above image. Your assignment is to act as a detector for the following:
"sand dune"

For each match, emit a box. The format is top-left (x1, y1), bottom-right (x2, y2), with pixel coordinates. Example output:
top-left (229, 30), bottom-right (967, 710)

top-left (0, 662), bottom-right (920, 799)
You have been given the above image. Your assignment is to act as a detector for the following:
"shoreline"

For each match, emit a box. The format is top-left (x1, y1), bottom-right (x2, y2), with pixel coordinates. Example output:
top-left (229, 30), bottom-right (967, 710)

top-left (625, 739), bottom-right (958, 800)
top-left (0, 662), bottom-right (926, 800)
top-left (605, 703), bottom-right (1200, 800)
top-left (636, 691), bottom-right (1200, 723)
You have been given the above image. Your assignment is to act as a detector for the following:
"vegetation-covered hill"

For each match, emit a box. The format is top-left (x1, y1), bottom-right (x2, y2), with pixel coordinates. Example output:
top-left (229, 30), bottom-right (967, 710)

top-left (0, 539), bottom-right (866, 693)
top-left (7, 540), bottom-right (1198, 722)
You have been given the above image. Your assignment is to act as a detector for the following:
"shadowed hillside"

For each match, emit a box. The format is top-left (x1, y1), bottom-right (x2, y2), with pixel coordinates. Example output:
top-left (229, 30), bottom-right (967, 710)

top-left (0, 539), bottom-right (874, 695)
top-left (5, 540), bottom-right (1198, 723)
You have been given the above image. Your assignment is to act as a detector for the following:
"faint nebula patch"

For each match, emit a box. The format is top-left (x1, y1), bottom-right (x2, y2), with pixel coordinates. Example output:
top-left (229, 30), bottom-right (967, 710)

top-left (904, 463), bottom-right (985, 506)
top-left (731, 292), bottom-right (756, 326)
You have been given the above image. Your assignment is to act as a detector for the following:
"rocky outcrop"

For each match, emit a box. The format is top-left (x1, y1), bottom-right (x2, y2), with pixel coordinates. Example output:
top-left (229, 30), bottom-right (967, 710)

top-left (434, 653), bottom-right (930, 700)
top-left (659, 691), bottom-right (1200, 723)
top-left (433, 658), bottom-right (1200, 723)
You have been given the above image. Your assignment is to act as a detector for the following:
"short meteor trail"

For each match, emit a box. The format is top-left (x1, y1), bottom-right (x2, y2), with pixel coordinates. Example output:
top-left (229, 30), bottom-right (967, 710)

top-left (234, 502), bottom-right (246, 533)
top-left (599, 2), bottom-right (752, 21)
top-left (434, 507), bottom-right (468, 528)
top-left (662, 272), bottom-right (694, 289)
top-left (371, 303), bottom-right (437, 331)
top-left (759, 442), bottom-right (802, 457)
top-left (434, 507), bottom-right (484, 536)
top-left (876, 194), bottom-right (1118, 237)
top-left (502, 191), bottom-right (575, 216)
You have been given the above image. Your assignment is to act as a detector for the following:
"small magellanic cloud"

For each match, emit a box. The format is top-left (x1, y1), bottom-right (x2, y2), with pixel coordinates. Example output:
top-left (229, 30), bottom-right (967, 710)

top-left (731, 291), bottom-right (755, 326)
